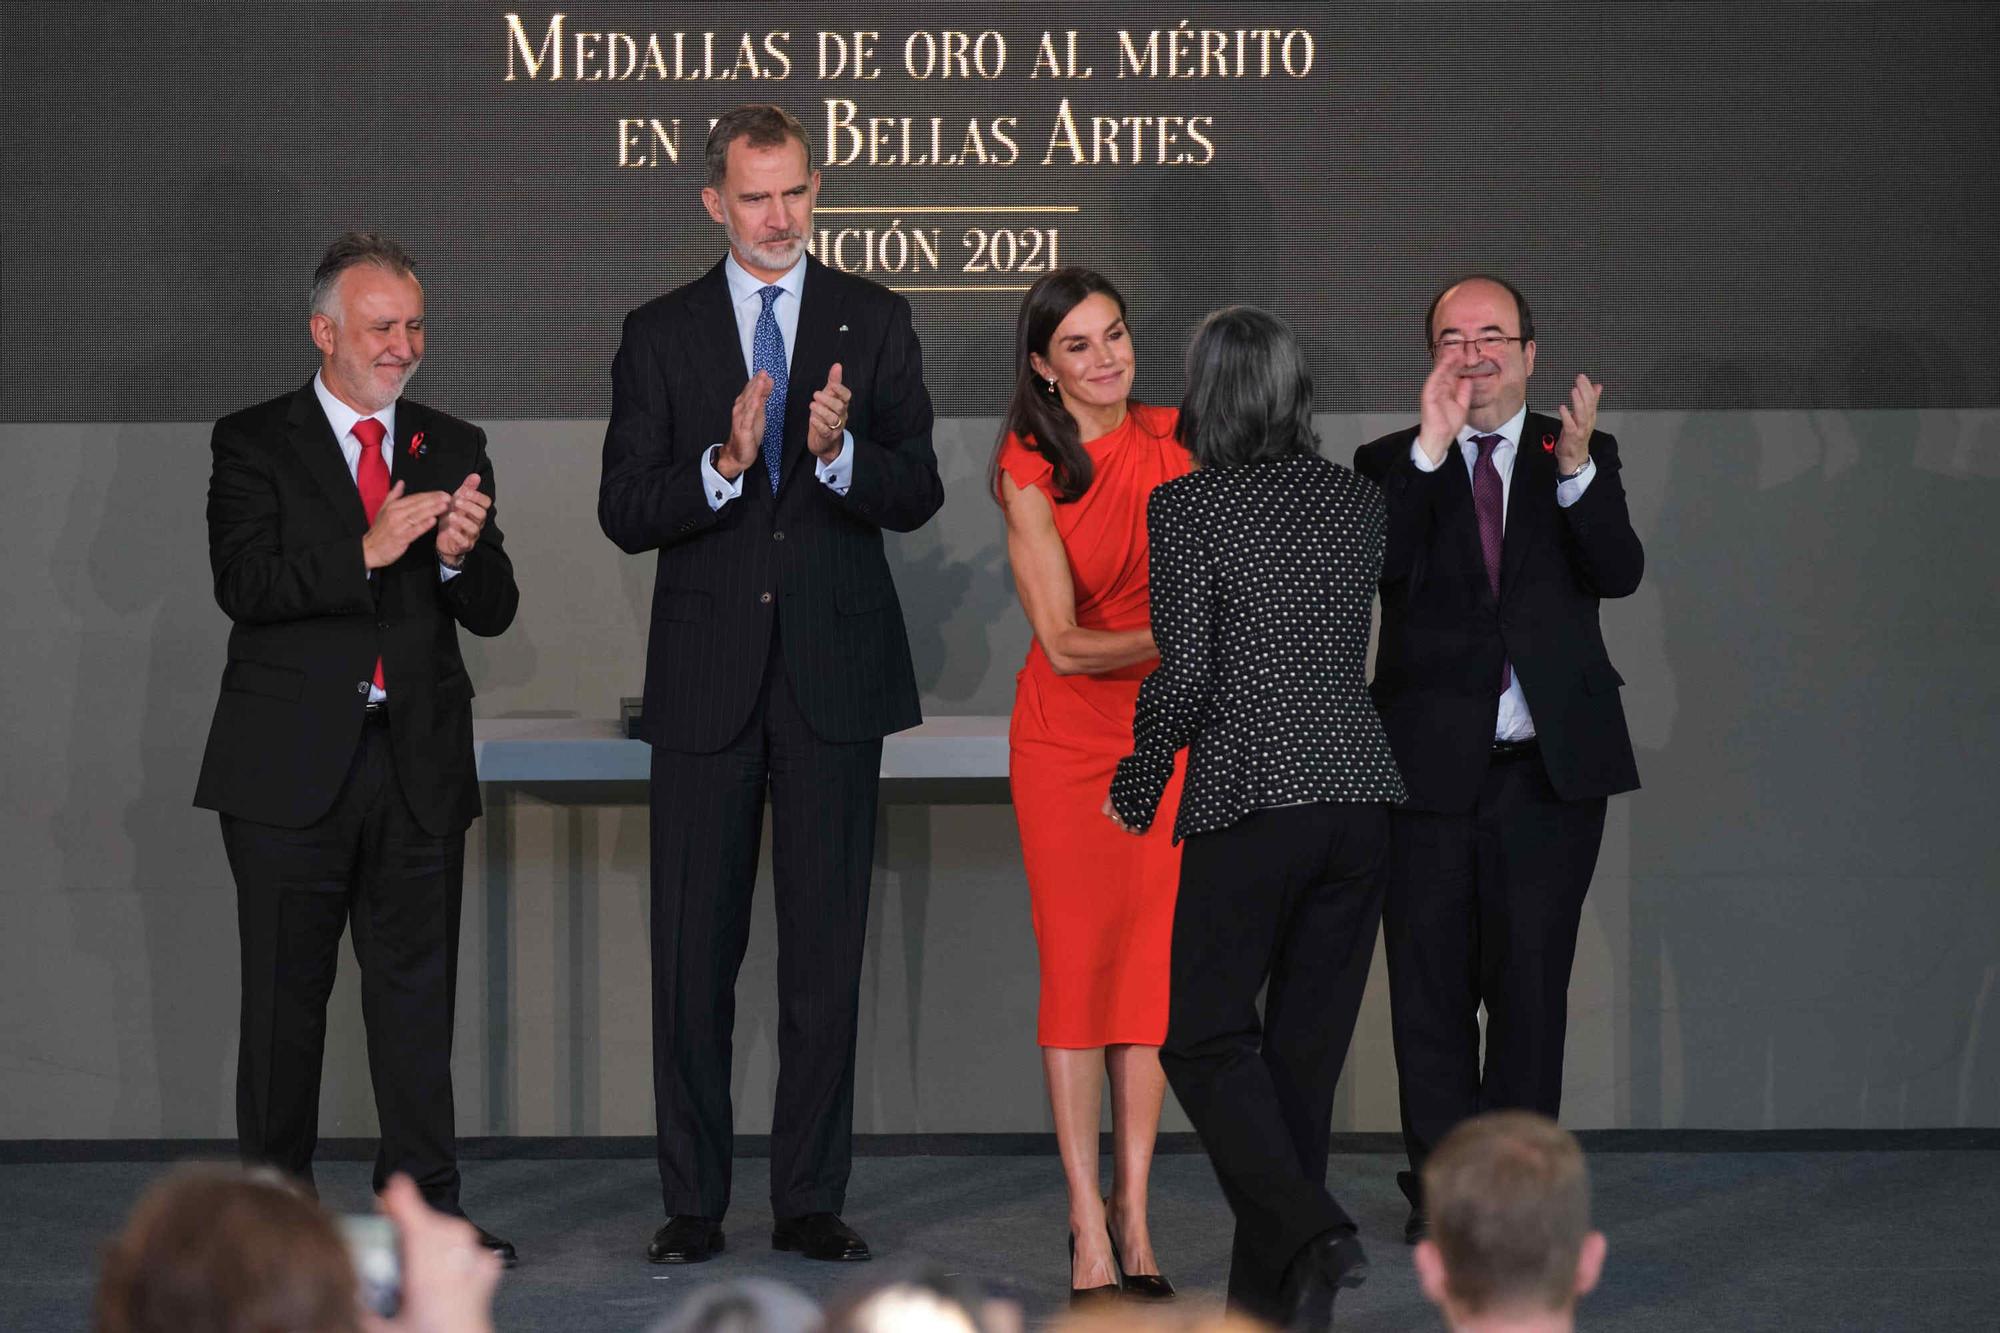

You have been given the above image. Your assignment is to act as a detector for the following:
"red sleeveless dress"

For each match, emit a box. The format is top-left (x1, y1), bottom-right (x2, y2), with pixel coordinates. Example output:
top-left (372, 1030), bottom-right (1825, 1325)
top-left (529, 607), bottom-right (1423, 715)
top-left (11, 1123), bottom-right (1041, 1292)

top-left (999, 404), bottom-right (1190, 1047)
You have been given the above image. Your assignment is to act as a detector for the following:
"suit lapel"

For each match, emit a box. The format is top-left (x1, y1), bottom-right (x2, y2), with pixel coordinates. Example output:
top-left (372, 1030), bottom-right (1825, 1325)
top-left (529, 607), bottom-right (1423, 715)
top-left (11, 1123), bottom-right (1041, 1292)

top-left (778, 257), bottom-right (846, 500)
top-left (390, 400), bottom-right (428, 493)
top-left (286, 381), bottom-right (367, 533)
top-left (688, 259), bottom-right (750, 392)
top-left (1500, 414), bottom-right (1559, 599)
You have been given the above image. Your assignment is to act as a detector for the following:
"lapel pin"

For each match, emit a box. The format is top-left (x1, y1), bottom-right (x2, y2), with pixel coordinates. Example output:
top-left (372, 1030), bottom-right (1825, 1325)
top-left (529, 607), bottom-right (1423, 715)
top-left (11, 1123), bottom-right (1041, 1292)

top-left (838, 324), bottom-right (849, 333)
top-left (1541, 434), bottom-right (1556, 453)
top-left (409, 431), bottom-right (427, 459)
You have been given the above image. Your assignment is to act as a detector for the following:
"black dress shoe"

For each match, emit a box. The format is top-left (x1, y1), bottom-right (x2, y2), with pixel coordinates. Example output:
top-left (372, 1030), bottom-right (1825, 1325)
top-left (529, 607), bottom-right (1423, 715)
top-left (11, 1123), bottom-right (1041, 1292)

top-left (472, 1223), bottom-right (518, 1268)
top-left (772, 1212), bottom-right (870, 1261)
top-left (1279, 1228), bottom-right (1368, 1333)
top-left (648, 1216), bottom-right (724, 1264)
top-left (1069, 1234), bottom-right (1121, 1307)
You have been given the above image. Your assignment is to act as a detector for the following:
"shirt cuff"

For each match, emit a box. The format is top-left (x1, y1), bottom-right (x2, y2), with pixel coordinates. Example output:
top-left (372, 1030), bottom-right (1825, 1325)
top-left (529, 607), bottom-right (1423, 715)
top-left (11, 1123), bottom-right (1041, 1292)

top-left (438, 560), bottom-right (464, 582)
top-left (702, 444), bottom-right (746, 510)
top-left (815, 430), bottom-right (855, 495)
top-left (1556, 455), bottom-right (1596, 508)
top-left (1410, 441), bottom-right (1445, 472)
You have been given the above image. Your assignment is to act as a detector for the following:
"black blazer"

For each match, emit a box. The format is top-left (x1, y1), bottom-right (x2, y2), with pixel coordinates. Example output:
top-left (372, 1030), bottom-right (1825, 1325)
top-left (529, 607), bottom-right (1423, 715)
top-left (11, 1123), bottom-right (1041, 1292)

top-left (1354, 415), bottom-right (1643, 812)
top-left (1111, 454), bottom-right (1409, 843)
top-left (599, 254), bottom-right (942, 751)
top-left (194, 382), bottom-right (518, 835)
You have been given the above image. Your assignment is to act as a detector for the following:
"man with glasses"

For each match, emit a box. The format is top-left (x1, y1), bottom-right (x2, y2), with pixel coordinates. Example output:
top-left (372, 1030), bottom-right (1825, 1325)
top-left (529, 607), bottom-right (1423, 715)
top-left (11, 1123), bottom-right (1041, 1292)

top-left (1355, 275), bottom-right (1644, 1246)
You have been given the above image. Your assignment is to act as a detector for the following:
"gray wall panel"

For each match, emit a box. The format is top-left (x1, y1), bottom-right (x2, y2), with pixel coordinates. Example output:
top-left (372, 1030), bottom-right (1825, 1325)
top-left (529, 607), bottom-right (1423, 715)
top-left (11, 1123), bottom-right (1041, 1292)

top-left (3, 410), bottom-right (1995, 1137)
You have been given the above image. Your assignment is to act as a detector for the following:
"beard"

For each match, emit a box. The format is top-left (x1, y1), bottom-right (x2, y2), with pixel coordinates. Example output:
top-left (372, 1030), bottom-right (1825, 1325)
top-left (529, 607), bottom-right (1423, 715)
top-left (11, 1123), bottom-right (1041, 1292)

top-left (340, 353), bottom-right (420, 412)
top-left (729, 218), bottom-right (807, 273)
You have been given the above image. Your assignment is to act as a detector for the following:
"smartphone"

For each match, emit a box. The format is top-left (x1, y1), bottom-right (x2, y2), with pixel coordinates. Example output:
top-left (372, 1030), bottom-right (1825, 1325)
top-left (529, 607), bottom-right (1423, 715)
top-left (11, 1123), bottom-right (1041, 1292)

top-left (339, 1214), bottom-right (402, 1318)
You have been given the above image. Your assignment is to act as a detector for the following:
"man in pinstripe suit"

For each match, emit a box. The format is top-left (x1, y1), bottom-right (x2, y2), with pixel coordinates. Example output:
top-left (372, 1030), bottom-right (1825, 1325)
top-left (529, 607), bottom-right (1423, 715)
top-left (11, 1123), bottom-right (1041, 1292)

top-left (598, 105), bottom-right (942, 1265)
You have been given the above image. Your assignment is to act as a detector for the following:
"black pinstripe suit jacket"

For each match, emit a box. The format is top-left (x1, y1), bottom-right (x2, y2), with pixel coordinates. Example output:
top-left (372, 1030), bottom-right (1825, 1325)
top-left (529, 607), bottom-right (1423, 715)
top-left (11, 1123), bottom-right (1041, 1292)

top-left (599, 254), bottom-right (942, 751)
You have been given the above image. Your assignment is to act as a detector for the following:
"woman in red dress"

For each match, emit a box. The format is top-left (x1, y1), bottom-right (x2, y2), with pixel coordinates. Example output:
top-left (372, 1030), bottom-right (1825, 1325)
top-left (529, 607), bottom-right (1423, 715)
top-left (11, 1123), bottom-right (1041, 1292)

top-left (991, 268), bottom-right (1190, 1303)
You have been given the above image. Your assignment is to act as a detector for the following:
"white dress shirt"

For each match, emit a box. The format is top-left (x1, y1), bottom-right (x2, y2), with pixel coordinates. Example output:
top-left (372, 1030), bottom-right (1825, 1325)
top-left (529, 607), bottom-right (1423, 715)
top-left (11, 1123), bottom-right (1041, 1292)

top-left (700, 253), bottom-right (853, 508)
top-left (1409, 406), bottom-right (1596, 740)
top-left (313, 371), bottom-right (459, 703)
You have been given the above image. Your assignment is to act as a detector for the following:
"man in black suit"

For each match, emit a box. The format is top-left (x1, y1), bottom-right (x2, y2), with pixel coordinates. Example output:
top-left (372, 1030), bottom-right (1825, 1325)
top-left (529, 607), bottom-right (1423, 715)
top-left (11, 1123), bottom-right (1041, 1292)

top-left (1355, 275), bottom-right (1642, 1244)
top-left (195, 232), bottom-right (518, 1261)
top-left (598, 104), bottom-right (942, 1265)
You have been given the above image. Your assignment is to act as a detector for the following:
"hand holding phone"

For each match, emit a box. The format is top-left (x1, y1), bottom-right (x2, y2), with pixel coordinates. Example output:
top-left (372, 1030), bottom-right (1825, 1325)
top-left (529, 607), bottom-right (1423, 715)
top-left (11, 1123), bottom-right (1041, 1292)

top-left (357, 1175), bottom-right (500, 1333)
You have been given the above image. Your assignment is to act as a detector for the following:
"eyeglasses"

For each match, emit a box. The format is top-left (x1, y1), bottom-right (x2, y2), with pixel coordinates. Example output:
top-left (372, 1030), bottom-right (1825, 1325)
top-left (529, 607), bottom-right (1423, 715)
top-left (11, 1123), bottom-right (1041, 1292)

top-left (1432, 334), bottom-right (1525, 354)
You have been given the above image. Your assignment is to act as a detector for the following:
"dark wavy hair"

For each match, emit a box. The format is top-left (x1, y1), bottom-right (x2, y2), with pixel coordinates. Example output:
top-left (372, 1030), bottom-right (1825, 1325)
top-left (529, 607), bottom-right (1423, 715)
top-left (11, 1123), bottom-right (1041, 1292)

top-left (1177, 305), bottom-right (1319, 469)
top-left (988, 267), bottom-right (1131, 504)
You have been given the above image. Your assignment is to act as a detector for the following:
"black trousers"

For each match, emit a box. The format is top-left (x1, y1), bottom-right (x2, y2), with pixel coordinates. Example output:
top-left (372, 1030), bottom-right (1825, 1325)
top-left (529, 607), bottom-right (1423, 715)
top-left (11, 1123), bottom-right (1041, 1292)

top-left (1383, 744), bottom-right (1607, 1191)
top-left (1161, 802), bottom-right (1389, 1324)
top-left (222, 712), bottom-right (466, 1208)
top-left (647, 635), bottom-right (882, 1220)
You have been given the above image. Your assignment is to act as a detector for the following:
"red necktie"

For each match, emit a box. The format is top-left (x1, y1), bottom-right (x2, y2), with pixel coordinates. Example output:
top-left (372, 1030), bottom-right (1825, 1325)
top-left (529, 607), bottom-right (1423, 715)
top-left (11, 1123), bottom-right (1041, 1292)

top-left (352, 417), bottom-right (389, 692)
top-left (1469, 433), bottom-right (1513, 694)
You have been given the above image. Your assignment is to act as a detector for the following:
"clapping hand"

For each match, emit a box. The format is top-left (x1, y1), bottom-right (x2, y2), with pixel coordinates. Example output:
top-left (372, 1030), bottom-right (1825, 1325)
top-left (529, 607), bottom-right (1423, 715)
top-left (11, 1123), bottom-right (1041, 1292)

top-left (1555, 374), bottom-right (1602, 473)
top-left (1416, 352), bottom-right (1475, 466)
top-left (434, 475), bottom-right (491, 569)
top-left (362, 482), bottom-right (452, 571)
top-left (806, 362), bottom-right (851, 459)
top-left (718, 370), bottom-right (775, 480)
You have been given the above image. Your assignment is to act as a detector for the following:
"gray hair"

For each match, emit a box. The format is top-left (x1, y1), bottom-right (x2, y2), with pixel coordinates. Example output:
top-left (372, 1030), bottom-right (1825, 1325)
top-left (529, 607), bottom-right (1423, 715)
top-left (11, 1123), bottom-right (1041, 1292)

top-left (704, 104), bottom-right (814, 187)
top-left (646, 1279), bottom-right (820, 1333)
top-left (1176, 305), bottom-right (1319, 470)
top-left (310, 231), bottom-right (418, 321)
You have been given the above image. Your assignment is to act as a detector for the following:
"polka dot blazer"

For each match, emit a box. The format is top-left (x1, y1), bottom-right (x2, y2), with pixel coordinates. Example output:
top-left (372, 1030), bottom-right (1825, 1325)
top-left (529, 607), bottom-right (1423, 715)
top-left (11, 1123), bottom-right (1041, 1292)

top-left (1110, 452), bottom-right (1409, 842)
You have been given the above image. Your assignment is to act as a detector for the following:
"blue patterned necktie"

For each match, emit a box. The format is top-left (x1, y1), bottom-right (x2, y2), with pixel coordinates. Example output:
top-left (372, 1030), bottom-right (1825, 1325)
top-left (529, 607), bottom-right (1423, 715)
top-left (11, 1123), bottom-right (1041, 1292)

top-left (752, 284), bottom-right (788, 494)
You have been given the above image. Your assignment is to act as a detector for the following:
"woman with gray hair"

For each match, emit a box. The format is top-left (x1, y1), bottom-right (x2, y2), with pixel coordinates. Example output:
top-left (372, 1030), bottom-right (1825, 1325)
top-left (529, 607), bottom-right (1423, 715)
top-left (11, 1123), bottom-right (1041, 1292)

top-left (1107, 306), bottom-right (1408, 1331)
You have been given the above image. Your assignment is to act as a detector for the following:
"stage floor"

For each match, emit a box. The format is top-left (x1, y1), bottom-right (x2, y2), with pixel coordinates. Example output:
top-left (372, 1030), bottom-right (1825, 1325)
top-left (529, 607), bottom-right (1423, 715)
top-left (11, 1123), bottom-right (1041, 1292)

top-left (8, 1148), bottom-right (1997, 1331)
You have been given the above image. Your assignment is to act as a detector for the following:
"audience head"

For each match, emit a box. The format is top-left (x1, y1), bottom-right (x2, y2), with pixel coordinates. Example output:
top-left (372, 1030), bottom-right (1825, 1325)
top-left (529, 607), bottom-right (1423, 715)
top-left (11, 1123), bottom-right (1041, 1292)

top-left (1176, 305), bottom-right (1319, 470)
top-left (821, 1266), bottom-right (1021, 1333)
top-left (94, 1165), bottom-right (361, 1333)
top-left (1415, 1111), bottom-right (1605, 1331)
top-left (994, 266), bottom-right (1135, 504)
top-left (647, 1277), bottom-right (820, 1333)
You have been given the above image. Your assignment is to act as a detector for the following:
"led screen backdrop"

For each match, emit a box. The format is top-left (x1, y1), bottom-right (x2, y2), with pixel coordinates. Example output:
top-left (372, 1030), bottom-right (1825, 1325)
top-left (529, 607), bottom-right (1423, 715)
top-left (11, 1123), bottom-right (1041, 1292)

top-left (4, 1), bottom-right (1997, 420)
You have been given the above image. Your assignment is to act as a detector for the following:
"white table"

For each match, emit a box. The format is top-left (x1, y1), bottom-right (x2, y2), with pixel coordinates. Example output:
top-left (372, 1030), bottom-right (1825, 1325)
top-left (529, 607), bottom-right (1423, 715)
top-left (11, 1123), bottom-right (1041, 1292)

top-left (473, 715), bottom-right (1011, 784)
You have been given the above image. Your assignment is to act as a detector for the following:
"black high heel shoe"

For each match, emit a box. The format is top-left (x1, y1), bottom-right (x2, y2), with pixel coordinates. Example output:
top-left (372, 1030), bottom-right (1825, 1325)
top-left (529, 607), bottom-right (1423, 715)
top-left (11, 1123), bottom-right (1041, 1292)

top-left (1105, 1204), bottom-right (1176, 1301)
top-left (1070, 1233), bottom-right (1122, 1307)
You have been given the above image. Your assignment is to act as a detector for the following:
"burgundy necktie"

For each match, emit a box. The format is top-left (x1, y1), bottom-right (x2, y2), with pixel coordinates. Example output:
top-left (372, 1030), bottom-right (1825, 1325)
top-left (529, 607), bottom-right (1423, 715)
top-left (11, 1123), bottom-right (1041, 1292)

top-left (352, 417), bottom-right (389, 693)
top-left (1469, 433), bottom-right (1512, 693)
